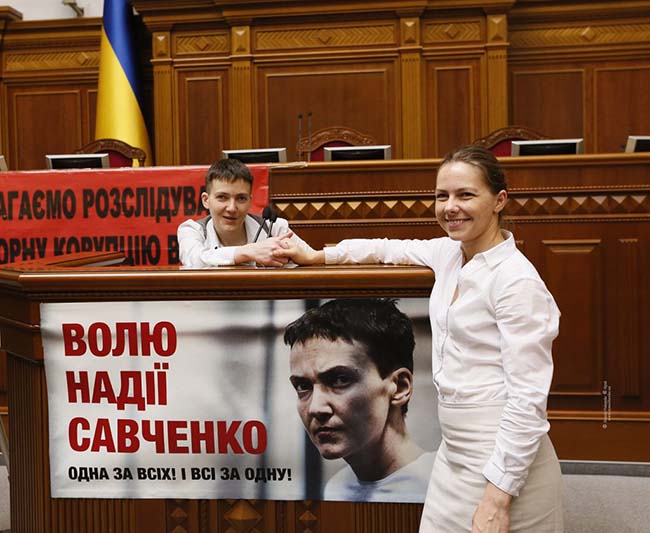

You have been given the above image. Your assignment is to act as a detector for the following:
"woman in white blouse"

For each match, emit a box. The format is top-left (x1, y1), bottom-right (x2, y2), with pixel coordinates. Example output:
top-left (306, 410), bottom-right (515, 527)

top-left (278, 145), bottom-right (564, 532)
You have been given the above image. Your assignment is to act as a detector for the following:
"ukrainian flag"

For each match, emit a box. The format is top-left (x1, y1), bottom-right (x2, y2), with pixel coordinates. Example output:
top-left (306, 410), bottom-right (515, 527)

top-left (96, 0), bottom-right (152, 165)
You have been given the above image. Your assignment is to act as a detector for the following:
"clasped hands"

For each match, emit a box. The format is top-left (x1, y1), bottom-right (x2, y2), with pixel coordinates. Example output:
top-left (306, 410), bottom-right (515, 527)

top-left (234, 232), bottom-right (310, 267)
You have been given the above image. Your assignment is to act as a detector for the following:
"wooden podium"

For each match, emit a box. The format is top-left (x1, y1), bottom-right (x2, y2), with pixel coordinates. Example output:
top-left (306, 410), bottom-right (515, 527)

top-left (0, 254), bottom-right (434, 533)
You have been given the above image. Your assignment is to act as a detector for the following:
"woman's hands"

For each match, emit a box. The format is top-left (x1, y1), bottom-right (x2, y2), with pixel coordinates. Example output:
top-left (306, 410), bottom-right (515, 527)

top-left (273, 236), bottom-right (325, 265)
top-left (234, 235), bottom-right (293, 267)
top-left (471, 482), bottom-right (512, 533)
top-left (233, 232), bottom-right (325, 267)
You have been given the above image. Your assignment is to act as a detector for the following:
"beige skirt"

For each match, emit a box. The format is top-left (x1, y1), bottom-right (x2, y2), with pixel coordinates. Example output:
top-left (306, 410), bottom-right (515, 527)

top-left (419, 401), bottom-right (564, 532)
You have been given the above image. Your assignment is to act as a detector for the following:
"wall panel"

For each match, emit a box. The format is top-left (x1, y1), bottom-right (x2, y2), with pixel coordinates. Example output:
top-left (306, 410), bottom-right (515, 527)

top-left (594, 66), bottom-right (650, 153)
top-left (613, 237), bottom-right (642, 401)
top-left (511, 69), bottom-right (584, 140)
top-left (253, 20), bottom-right (397, 52)
top-left (176, 69), bottom-right (228, 164)
top-left (257, 62), bottom-right (398, 160)
top-left (9, 89), bottom-right (84, 170)
top-left (424, 58), bottom-right (482, 157)
top-left (508, 4), bottom-right (650, 154)
top-left (542, 239), bottom-right (604, 396)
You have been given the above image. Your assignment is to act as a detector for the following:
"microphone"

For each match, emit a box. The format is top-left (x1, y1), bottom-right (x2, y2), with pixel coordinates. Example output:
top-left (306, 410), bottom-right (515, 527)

top-left (307, 112), bottom-right (312, 163)
top-left (253, 206), bottom-right (273, 242)
top-left (267, 207), bottom-right (279, 236)
top-left (297, 113), bottom-right (303, 161)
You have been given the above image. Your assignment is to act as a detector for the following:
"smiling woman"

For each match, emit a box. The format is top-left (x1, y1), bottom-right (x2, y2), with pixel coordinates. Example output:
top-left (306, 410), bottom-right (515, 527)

top-left (434, 153), bottom-right (507, 263)
top-left (279, 145), bottom-right (565, 532)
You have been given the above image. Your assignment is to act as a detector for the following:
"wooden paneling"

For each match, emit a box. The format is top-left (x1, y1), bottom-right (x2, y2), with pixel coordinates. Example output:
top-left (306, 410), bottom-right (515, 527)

top-left (151, 31), bottom-right (174, 166)
top-left (485, 15), bottom-right (509, 131)
top-left (0, 15), bottom-right (156, 169)
top-left (176, 69), bottom-right (229, 164)
top-left (420, 11), bottom-right (487, 157)
top-left (548, 418), bottom-right (650, 462)
top-left (510, 69), bottom-right (585, 139)
top-left (594, 66), bottom-right (650, 153)
top-left (257, 61), bottom-right (398, 161)
top-left (253, 20), bottom-right (397, 52)
top-left (9, 88), bottom-right (85, 170)
top-left (1, 3), bottom-right (650, 168)
top-left (0, 18), bottom-right (103, 170)
top-left (134, 0), bottom-right (519, 164)
top-left (542, 239), bottom-right (604, 396)
top-left (8, 354), bottom-right (48, 532)
top-left (508, 2), bottom-right (650, 154)
top-left (613, 238), bottom-right (642, 400)
top-left (424, 58), bottom-right (482, 157)
top-left (173, 30), bottom-right (229, 58)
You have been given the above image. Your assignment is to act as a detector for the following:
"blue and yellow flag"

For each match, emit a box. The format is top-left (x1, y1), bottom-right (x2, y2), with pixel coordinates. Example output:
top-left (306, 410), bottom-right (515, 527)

top-left (96, 0), bottom-right (152, 166)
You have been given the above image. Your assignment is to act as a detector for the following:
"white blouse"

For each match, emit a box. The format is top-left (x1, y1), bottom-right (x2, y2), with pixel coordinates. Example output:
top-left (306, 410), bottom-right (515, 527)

top-left (177, 215), bottom-right (314, 267)
top-left (324, 232), bottom-right (560, 496)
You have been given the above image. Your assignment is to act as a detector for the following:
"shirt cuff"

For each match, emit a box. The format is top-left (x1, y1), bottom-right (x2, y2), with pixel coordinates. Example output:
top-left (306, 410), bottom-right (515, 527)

top-left (324, 246), bottom-right (339, 265)
top-left (482, 459), bottom-right (522, 497)
top-left (204, 247), bottom-right (236, 266)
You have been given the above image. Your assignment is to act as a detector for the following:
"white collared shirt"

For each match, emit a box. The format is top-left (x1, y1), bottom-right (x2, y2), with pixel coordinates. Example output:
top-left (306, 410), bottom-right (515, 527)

top-left (324, 232), bottom-right (560, 496)
top-left (177, 215), bottom-right (313, 267)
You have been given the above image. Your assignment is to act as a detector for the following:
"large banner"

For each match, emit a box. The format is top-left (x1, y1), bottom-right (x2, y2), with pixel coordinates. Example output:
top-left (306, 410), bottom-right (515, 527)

top-left (0, 165), bottom-right (269, 266)
top-left (41, 298), bottom-right (440, 502)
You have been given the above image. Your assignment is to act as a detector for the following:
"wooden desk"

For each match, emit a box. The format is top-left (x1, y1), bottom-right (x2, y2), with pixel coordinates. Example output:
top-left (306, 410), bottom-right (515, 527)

top-left (0, 254), bottom-right (433, 533)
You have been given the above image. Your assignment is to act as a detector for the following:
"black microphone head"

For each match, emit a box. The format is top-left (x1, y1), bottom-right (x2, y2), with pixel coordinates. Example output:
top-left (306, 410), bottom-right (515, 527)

top-left (298, 113), bottom-right (303, 119)
top-left (269, 208), bottom-right (278, 222)
top-left (262, 206), bottom-right (272, 220)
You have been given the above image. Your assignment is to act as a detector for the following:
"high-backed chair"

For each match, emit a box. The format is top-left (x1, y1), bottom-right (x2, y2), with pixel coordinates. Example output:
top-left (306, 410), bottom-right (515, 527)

top-left (76, 138), bottom-right (146, 167)
top-left (297, 126), bottom-right (377, 161)
top-left (473, 126), bottom-right (549, 156)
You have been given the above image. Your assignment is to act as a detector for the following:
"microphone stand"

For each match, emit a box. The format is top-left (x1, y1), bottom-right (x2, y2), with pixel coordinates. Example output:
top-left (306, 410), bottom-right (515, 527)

top-left (267, 209), bottom-right (278, 237)
top-left (297, 113), bottom-right (303, 161)
top-left (253, 206), bottom-right (272, 242)
top-left (307, 112), bottom-right (312, 163)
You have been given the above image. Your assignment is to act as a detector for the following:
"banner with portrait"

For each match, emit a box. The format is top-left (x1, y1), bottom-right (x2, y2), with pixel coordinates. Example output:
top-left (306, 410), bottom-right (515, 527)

top-left (41, 298), bottom-right (440, 502)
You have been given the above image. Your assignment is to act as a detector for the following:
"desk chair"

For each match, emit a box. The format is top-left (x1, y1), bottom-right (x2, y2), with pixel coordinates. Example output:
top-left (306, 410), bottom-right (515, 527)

top-left (473, 126), bottom-right (549, 156)
top-left (76, 138), bottom-right (146, 167)
top-left (297, 126), bottom-right (376, 161)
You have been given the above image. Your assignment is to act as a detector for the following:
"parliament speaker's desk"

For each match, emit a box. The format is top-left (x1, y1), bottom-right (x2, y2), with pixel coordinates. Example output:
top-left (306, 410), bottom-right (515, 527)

top-left (270, 153), bottom-right (650, 462)
top-left (0, 255), bottom-right (433, 533)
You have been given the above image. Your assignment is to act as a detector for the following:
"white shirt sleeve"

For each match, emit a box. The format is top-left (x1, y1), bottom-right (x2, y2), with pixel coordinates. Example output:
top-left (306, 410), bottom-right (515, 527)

top-left (177, 219), bottom-right (237, 267)
top-left (482, 277), bottom-right (560, 496)
top-left (324, 238), bottom-right (450, 271)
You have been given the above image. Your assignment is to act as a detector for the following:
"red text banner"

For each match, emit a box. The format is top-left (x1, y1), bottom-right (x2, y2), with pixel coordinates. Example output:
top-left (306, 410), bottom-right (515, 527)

top-left (0, 165), bottom-right (269, 266)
